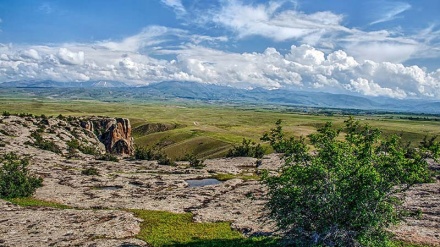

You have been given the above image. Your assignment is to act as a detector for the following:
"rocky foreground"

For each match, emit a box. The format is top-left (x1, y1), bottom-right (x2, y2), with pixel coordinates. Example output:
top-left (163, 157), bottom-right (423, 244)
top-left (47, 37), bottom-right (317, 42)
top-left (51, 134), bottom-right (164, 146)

top-left (0, 115), bottom-right (438, 246)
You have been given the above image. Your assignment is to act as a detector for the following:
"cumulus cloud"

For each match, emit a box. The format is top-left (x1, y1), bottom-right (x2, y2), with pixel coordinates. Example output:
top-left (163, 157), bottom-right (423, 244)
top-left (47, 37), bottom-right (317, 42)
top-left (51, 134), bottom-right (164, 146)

top-left (346, 78), bottom-right (407, 99)
top-left (57, 48), bottom-right (84, 65)
top-left (0, 8), bottom-right (439, 100)
top-left (19, 49), bottom-right (40, 60)
top-left (1, 37), bottom-right (439, 100)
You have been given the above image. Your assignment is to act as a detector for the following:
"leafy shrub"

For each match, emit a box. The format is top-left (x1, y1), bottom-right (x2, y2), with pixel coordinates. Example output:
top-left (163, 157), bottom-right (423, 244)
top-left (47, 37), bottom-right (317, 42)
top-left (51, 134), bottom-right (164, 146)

top-left (133, 146), bottom-right (176, 166)
top-left (260, 119), bottom-right (303, 156)
top-left (0, 152), bottom-right (43, 198)
top-left (30, 131), bottom-right (61, 154)
top-left (97, 153), bottom-right (119, 162)
top-left (81, 167), bottom-right (99, 176)
top-left (134, 146), bottom-right (157, 160)
top-left (263, 117), bottom-right (434, 246)
top-left (2, 111), bottom-right (10, 117)
top-left (227, 138), bottom-right (265, 158)
top-left (184, 153), bottom-right (205, 169)
top-left (66, 139), bottom-right (98, 156)
top-left (157, 153), bottom-right (176, 166)
top-left (56, 114), bottom-right (66, 120)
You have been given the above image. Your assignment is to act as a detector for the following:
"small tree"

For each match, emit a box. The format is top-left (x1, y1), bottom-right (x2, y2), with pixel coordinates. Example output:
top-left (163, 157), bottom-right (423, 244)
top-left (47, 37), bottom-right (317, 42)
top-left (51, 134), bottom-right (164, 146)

top-left (0, 152), bottom-right (43, 198)
top-left (227, 138), bottom-right (265, 158)
top-left (184, 153), bottom-right (205, 169)
top-left (261, 119), bottom-right (300, 156)
top-left (263, 117), bottom-right (434, 246)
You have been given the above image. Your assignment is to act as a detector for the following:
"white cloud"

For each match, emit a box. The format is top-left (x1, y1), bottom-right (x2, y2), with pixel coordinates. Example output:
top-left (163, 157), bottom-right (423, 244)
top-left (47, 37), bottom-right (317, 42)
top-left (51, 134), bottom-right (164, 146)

top-left (57, 48), bottom-right (84, 65)
top-left (370, 1), bottom-right (411, 25)
top-left (210, 0), bottom-right (346, 42)
top-left (160, 0), bottom-right (186, 16)
top-left (346, 78), bottom-right (407, 98)
top-left (19, 49), bottom-right (40, 61)
top-left (0, 27), bottom-right (439, 99)
top-left (345, 42), bottom-right (418, 63)
top-left (193, 0), bottom-right (437, 65)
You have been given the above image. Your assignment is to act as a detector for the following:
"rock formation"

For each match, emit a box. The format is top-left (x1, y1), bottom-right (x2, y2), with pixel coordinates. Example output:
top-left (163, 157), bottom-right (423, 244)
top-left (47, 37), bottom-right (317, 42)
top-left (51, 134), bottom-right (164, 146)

top-left (81, 117), bottom-right (134, 156)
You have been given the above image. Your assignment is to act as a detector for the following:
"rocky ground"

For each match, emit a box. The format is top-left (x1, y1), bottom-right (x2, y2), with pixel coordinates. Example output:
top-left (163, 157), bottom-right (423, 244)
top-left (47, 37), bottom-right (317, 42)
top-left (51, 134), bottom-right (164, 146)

top-left (0, 115), bottom-right (438, 246)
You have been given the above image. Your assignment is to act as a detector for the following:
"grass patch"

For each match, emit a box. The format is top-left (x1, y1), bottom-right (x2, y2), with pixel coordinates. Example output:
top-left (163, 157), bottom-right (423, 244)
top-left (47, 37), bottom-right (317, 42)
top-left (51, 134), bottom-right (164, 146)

top-left (130, 209), bottom-right (278, 247)
top-left (392, 241), bottom-right (433, 247)
top-left (213, 172), bottom-right (261, 181)
top-left (6, 197), bottom-right (72, 209)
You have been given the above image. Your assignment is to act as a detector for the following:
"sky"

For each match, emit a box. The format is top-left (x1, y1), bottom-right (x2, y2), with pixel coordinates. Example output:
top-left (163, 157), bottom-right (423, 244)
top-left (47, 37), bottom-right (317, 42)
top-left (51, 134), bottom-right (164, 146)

top-left (0, 0), bottom-right (439, 99)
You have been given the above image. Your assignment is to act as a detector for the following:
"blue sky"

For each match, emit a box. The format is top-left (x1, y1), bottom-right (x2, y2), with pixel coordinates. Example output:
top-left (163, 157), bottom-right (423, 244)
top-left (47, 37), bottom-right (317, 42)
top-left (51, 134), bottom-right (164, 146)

top-left (0, 0), bottom-right (439, 99)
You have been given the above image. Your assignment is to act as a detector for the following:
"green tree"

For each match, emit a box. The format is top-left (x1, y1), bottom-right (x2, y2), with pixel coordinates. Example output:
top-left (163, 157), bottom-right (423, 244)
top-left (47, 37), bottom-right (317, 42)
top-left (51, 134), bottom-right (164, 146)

top-left (263, 117), bottom-right (434, 246)
top-left (0, 152), bottom-right (43, 198)
top-left (261, 119), bottom-right (288, 153)
top-left (227, 138), bottom-right (265, 159)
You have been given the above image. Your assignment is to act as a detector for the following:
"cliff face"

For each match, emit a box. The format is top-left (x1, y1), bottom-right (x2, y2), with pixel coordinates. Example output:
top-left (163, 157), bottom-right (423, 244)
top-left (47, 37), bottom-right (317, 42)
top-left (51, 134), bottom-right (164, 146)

top-left (81, 118), bottom-right (134, 156)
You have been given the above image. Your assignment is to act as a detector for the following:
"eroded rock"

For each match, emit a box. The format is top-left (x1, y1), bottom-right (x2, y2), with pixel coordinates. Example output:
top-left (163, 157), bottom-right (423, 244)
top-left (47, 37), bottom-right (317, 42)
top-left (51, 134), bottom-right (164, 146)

top-left (81, 117), bottom-right (134, 156)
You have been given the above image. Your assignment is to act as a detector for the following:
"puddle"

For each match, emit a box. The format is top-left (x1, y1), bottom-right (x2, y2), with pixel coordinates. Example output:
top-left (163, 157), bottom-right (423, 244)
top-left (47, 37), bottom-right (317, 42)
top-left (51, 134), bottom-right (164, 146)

top-left (97, 185), bottom-right (123, 190)
top-left (185, 178), bottom-right (222, 188)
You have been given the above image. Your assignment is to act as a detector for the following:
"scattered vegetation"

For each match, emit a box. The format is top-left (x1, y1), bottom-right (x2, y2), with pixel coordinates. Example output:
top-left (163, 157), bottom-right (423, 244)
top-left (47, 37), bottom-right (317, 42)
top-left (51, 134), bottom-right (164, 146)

top-left (96, 153), bottom-right (119, 162)
top-left (263, 117), bottom-right (436, 246)
top-left (156, 153), bottom-right (176, 166)
top-left (81, 167), bottom-right (99, 176)
top-left (130, 209), bottom-right (278, 247)
top-left (66, 139), bottom-right (99, 156)
top-left (56, 114), bottom-right (66, 120)
top-left (133, 145), bottom-right (176, 166)
top-left (0, 152), bottom-right (43, 199)
top-left (183, 153), bottom-right (205, 169)
top-left (6, 197), bottom-right (72, 209)
top-left (227, 138), bottom-right (265, 159)
top-left (28, 131), bottom-right (61, 154)
top-left (134, 145), bottom-right (157, 160)
top-left (213, 172), bottom-right (260, 181)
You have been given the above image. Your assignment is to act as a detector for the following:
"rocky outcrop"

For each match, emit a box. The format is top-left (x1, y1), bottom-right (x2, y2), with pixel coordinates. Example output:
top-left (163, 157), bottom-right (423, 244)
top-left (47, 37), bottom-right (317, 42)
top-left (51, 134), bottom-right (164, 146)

top-left (81, 117), bottom-right (134, 156)
top-left (0, 200), bottom-right (146, 247)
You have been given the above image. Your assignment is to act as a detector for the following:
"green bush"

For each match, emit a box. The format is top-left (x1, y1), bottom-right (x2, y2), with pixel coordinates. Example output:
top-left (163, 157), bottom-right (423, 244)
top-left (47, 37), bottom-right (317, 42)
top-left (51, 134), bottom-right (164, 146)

top-left (156, 153), bottom-right (176, 166)
top-left (133, 146), bottom-right (177, 166)
top-left (66, 139), bottom-right (98, 156)
top-left (0, 152), bottom-right (43, 198)
top-left (134, 145), bottom-right (157, 160)
top-left (263, 117), bottom-right (434, 246)
top-left (81, 167), bottom-right (99, 176)
top-left (227, 138), bottom-right (265, 158)
top-left (97, 153), bottom-right (119, 162)
top-left (30, 131), bottom-right (61, 154)
top-left (184, 153), bottom-right (205, 169)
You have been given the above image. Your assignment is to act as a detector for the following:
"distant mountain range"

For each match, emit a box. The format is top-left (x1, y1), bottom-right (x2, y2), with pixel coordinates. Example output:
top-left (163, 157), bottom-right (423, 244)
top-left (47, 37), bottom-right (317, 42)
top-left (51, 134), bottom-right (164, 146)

top-left (1, 80), bottom-right (440, 114)
top-left (0, 80), bottom-right (129, 88)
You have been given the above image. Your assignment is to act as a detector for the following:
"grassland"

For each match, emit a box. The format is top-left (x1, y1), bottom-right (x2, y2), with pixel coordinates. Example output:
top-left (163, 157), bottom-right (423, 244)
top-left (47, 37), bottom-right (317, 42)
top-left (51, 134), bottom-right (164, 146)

top-left (2, 98), bottom-right (440, 159)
